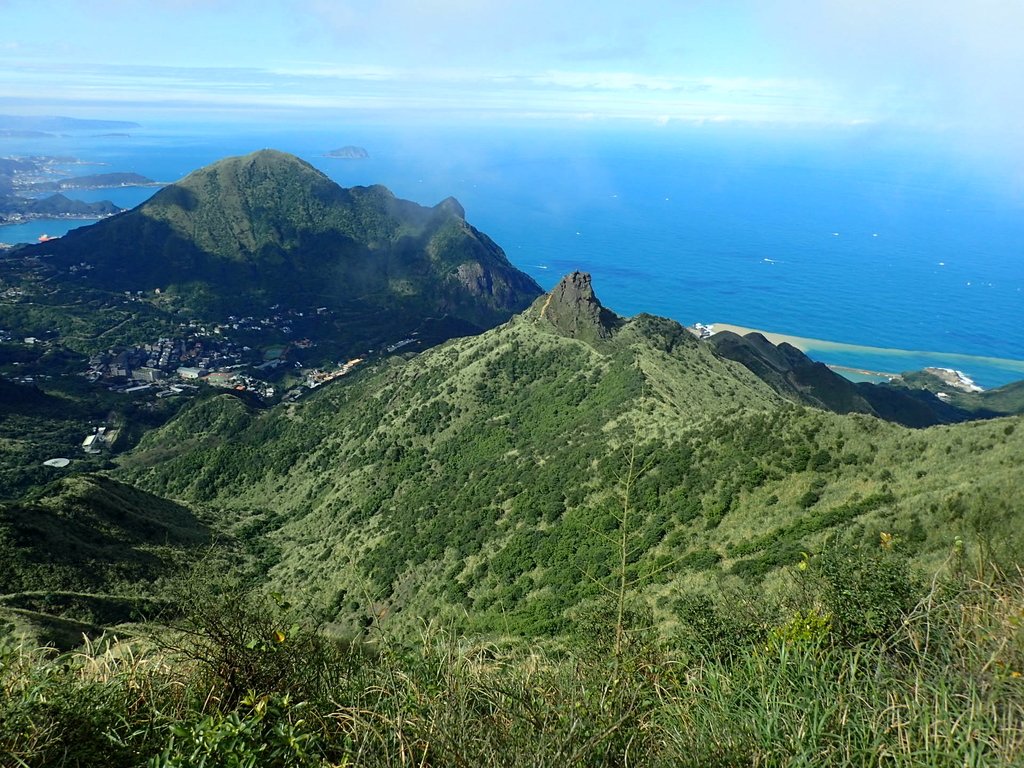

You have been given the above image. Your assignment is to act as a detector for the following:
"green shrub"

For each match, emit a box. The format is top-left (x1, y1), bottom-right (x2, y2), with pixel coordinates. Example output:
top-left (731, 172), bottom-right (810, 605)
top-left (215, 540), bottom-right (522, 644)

top-left (162, 574), bottom-right (355, 707)
top-left (677, 548), bottom-right (722, 571)
top-left (814, 542), bottom-right (920, 647)
top-left (765, 609), bottom-right (832, 652)
top-left (671, 591), bottom-right (765, 662)
top-left (150, 693), bottom-right (323, 768)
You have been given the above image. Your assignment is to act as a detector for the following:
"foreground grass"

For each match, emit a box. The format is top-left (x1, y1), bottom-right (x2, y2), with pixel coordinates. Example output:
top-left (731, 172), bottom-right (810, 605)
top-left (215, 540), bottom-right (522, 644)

top-left (3, 552), bottom-right (1023, 767)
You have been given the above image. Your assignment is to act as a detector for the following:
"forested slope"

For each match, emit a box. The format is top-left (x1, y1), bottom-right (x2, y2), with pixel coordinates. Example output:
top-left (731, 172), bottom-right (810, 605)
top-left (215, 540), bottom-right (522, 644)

top-left (116, 274), bottom-right (1024, 637)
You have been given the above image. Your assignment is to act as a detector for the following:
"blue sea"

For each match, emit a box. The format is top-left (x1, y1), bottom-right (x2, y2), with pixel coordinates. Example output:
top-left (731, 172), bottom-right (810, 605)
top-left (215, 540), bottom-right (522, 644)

top-left (2, 121), bottom-right (1022, 387)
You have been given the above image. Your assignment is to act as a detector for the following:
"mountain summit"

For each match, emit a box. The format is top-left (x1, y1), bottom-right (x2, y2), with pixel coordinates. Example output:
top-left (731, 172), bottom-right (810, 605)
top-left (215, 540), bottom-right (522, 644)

top-left (23, 149), bottom-right (542, 330)
top-left (534, 271), bottom-right (622, 343)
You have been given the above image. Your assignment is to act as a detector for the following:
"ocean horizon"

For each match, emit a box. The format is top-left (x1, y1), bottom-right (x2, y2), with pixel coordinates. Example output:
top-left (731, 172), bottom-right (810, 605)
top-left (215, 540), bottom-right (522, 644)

top-left (3, 121), bottom-right (1022, 387)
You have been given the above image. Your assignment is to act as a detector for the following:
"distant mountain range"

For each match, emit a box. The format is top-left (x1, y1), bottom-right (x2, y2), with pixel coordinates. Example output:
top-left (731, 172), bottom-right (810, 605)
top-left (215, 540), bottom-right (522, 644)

top-left (0, 115), bottom-right (140, 133)
top-left (47, 172), bottom-right (158, 190)
top-left (0, 156), bottom-right (149, 225)
top-left (0, 193), bottom-right (120, 224)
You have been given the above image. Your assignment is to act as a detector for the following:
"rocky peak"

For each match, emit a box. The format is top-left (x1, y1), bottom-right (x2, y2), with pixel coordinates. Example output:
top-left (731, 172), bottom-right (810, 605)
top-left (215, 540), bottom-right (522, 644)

top-left (434, 196), bottom-right (465, 219)
top-left (536, 271), bottom-right (621, 342)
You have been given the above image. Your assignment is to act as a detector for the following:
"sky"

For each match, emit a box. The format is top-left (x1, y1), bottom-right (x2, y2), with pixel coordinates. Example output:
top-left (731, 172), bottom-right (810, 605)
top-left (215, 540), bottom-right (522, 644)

top-left (1, 0), bottom-right (1023, 140)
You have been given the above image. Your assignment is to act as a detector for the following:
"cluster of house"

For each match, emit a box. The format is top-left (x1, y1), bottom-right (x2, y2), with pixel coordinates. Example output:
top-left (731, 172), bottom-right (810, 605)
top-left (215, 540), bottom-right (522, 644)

top-left (85, 337), bottom-right (246, 387)
top-left (304, 357), bottom-right (364, 389)
top-left (78, 334), bottom-right (290, 399)
top-left (384, 337), bottom-right (418, 353)
top-left (212, 305), bottom-right (323, 338)
top-left (200, 369), bottom-right (277, 399)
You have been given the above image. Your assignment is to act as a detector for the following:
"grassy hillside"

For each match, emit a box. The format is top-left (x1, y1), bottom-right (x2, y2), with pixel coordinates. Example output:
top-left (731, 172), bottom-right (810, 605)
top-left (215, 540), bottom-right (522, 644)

top-left (117, 276), bottom-right (1024, 639)
top-left (3, 275), bottom-right (1023, 765)
top-left (3, 514), bottom-right (1023, 766)
top-left (0, 473), bottom-right (213, 646)
top-left (0, 474), bottom-right (210, 596)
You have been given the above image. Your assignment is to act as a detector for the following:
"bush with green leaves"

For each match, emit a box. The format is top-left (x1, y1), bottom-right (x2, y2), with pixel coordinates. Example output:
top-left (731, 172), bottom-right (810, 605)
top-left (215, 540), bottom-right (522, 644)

top-left (813, 540), bottom-right (921, 647)
top-left (670, 590), bottom-right (767, 662)
top-left (161, 574), bottom-right (356, 708)
top-left (150, 693), bottom-right (324, 768)
top-left (765, 608), bottom-right (832, 652)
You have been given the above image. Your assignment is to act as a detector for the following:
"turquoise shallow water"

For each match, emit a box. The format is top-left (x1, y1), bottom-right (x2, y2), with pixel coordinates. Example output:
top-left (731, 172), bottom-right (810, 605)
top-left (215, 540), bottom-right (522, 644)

top-left (1, 218), bottom-right (95, 245)
top-left (2, 123), bottom-right (1022, 387)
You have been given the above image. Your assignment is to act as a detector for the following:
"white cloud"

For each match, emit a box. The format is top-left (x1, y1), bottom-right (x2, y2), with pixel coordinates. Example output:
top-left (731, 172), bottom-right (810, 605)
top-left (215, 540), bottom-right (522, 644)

top-left (295, 0), bottom-right (660, 69)
top-left (9, 0), bottom-right (1020, 138)
top-left (757, 1), bottom-right (1024, 130)
top-left (0, 56), bottom-right (860, 127)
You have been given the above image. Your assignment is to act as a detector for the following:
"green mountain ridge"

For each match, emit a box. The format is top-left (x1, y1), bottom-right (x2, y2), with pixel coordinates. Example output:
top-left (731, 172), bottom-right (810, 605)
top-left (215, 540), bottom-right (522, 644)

top-left (706, 329), bottom-right (992, 427)
top-left (109, 273), bottom-right (1024, 638)
top-left (20, 149), bottom-right (542, 329)
top-left (2, 267), bottom-right (1022, 768)
top-left (3, 146), bottom-right (1023, 764)
top-left (0, 473), bottom-right (209, 596)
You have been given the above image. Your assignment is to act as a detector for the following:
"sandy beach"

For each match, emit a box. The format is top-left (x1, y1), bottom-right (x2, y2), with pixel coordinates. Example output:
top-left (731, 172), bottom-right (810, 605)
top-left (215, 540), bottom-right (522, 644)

top-left (707, 323), bottom-right (1024, 380)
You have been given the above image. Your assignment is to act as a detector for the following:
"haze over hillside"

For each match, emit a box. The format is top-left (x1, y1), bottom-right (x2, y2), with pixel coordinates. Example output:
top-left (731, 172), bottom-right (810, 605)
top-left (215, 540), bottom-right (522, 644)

top-left (22, 149), bottom-right (543, 330)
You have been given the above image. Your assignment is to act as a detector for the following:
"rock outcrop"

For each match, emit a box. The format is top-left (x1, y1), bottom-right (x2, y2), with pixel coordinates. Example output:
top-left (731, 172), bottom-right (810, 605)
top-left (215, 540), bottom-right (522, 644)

top-left (536, 271), bottom-right (623, 344)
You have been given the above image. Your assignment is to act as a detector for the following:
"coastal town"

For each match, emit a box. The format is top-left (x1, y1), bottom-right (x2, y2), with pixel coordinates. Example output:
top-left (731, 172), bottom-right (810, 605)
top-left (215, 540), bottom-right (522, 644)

top-left (79, 329), bottom-right (374, 404)
top-left (0, 237), bottom-right (441, 467)
top-left (7, 316), bottom-right (416, 406)
top-left (2, 282), bottom-right (424, 461)
top-left (2, 319), bottom-right (420, 462)
top-left (1, 254), bottom-right (400, 393)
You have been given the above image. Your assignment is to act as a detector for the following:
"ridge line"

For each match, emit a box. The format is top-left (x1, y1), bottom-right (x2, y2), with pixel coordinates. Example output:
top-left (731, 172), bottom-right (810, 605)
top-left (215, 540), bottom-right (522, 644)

top-left (537, 291), bottom-right (554, 322)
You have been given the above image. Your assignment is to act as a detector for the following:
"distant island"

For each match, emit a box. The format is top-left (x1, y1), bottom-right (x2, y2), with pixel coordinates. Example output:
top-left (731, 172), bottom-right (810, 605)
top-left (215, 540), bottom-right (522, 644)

top-left (0, 156), bottom-right (157, 226)
top-left (0, 193), bottom-right (120, 226)
top-left (324, 145), bottom-right (369, 159)
top-left (0, 130), bottom-right (53, 138)
top-left (53, 172), bottom-right (157, 190)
